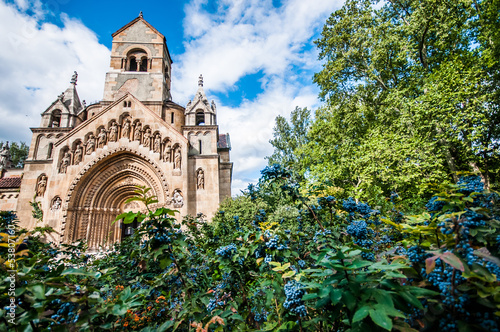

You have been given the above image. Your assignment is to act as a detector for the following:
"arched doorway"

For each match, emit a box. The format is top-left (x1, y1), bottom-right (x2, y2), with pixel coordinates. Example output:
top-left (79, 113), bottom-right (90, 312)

top-left (63, 150), bottom-right (168, 250)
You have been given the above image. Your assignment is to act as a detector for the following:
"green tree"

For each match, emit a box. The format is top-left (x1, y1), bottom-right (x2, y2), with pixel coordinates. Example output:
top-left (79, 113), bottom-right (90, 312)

top-left (0, 141), bottom-right (29, 168)
top-left (308, 0), bottom-right (500, 204)
top-left (267, 107), bottom-right (311, 180)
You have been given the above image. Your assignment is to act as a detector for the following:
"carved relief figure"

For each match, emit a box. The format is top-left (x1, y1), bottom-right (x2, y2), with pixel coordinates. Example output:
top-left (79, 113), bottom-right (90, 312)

top-left (73, 144), bottom-right (83, 164)
top-left (153, 134), bottom-right (161, 153)
top-left (143, 128), bottom-right (151, 149)
top-left (60, 152), bottom-right (71, 173)
top-left (134, 123), bottom-right (142, 141)
top-left (109, 122), bottom-right (118, 142)
top-left (97, 129), bottom-right (107, 148)
top-left (173, 190), bottom-right (184, 208)
top-left (174, 148), bottom-right (182, 169)
top-left (51, 197), bottom-right (62, 210)
top-left (197, 169), bottom-right (205, 189)
top-left (163, 143), bottom-right (171, 162)
top-left (122, 120), bottom-right (131, 139)
top-left (36, 175), bottom-right (47, 197)
top-left (86, 134), bottom-right (96, 155)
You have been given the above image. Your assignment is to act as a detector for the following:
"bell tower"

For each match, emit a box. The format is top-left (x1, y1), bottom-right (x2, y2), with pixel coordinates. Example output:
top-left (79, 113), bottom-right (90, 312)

top-left (102, 13), bottom-right (173, 104)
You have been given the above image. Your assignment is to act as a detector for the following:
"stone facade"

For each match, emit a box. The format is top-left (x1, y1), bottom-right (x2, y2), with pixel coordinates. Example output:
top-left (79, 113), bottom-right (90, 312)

top-left (2, 15), bottom-right (232, 250)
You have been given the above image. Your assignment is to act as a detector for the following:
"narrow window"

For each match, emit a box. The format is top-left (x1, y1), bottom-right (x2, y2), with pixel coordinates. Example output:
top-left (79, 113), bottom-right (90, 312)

top-left (171, 112), bottom-right (174, 124)
top-left (123, 101), bottom-right (127, 107)
top-left (129, 57), bottom-right (137, 71)
top-left (199, 140), bottom-right (202, 154)
top-left (140, 58), bottom-right (148, 72)
top-left (196, 111), bottom-right (205, 125)
top-left (47, 143), bottom-right (53, 159)
top-left (128, 101), bottom-right (132, 107)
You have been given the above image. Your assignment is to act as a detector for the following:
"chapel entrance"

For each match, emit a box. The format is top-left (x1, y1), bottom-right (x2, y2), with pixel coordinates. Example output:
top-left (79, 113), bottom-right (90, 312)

top-left (63, 151), bottom-right (167, 250)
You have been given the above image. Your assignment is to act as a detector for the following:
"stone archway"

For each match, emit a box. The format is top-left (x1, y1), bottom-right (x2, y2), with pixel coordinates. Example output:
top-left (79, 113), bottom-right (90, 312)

top-left (62, 149), bottom-right (167, 250)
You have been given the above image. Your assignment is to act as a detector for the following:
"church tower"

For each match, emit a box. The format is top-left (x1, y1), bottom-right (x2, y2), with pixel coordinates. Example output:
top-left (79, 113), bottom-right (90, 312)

top-left (12, 14), bottom-right (233, 250)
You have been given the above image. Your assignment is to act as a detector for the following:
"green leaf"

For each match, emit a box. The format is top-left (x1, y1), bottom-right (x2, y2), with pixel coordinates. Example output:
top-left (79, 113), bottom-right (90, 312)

top-left (353, 306), bottom-right (370, 323)
top-left (30, 284), bottom-right (45, 300)
top-left (369, 309), bottom-right (393, 331)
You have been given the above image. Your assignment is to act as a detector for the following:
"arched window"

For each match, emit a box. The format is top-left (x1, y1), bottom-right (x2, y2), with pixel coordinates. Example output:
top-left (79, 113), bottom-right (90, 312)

top-left (196, 111), bottom-right (205, 125)
top-left (126, 49), bottom-right (148, 72)
top-left (129, 56), bottom-right (138, 71)
top-left (51, 110), bottom-right (61, 127)
top-left (139, 58), bottom-right (148, 72)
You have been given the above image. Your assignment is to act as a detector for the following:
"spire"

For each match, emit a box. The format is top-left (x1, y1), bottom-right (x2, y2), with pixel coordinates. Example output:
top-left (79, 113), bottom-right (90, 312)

top-left (198, 74), bottom-right (203, 87)
top-left (70, 71), bottom-right (78, 85)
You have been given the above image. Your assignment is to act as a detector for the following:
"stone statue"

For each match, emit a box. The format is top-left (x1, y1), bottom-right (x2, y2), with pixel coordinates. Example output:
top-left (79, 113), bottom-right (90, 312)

top-left (52, 197), bottom-right (62, 210)
top-left (143, 128), bottom-right (151, 149)
top-left (122, 120), bottom-right (131, 139)
top-left (163, 143), bottom-right (172, 162)
top-left (134, 123), bottom-right (142, 141)
top-left (109, 122), bottom-right (118, 142)
top-left (0, 142), bottom-right (10, 168)
top-left (86, 134), bottom-right (95, 155)
top-left (211, 100), bottom-right (216, 110)
top-left (153, 134), bottom-right (161, 153)
top-left (173, 190), bottom-right (184, 208)
top-left (36, 175), bottom-right (47, 197)
top-left (174, 148), bottom-right (181, 169)
top-left (197, 169), bottom-right (205, 189)
top-left (97, 128), bottom-right (107, 148)
top-left (60, 152), bottom-right (71, 173)
top-left (73, 144), bottom-right (83, 164)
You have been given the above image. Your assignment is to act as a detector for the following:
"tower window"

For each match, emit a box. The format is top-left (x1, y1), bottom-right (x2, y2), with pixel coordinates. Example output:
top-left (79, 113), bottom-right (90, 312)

top-left (139, 58), bottom-right (148, 72)
top-left (199, 140), bottom-right (202, 154)
top-left (171, 112), bottom-right (174, 124)
top-left (129, 56), bottom-right (137, 71)
top-left (51, 110), bottom-right (61, 127)
top-left (196, 111), bottom-right (205, 125)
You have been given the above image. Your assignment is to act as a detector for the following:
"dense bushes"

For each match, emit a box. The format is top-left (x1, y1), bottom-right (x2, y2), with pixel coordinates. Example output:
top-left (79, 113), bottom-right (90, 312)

top-left (1, 170), bottom-right (499, 331)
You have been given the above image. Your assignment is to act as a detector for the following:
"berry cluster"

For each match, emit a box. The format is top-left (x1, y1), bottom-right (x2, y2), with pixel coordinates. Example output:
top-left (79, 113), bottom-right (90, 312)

top-left (215, 243), bottom-right (237, 259)
top-left (283, 280), bottom-right (307, 317)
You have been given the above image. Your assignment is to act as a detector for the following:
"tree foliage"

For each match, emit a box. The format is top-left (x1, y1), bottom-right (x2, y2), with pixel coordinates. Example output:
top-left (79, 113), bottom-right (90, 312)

top-left (306, 0), bottom-right (500, 203)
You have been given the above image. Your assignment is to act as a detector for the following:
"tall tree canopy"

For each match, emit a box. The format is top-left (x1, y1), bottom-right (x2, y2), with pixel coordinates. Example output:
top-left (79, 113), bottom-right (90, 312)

top-left (305, 0), bottom-right (500, 204)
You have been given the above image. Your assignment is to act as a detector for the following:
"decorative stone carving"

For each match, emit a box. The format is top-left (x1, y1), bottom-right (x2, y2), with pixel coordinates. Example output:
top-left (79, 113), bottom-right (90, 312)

top-left (174, 148), bottom-right (181, 169)
top-left (163, 142), bottom-right (171, 162)
top-left (172, 190), bottom-right (183, 208)
top-left (133, 123), bottom-right (142, 141)
top-left (86, 134), bottom-right (96, 154)
top-left (109, 122), bottom-right (118, 142)
top-left (197, 168), bottom-right (205, 190)
top-left (36, 174), bottom-right (47, 197)
top-left (153, 134), bottom-right (161, 153)
top-left (122, 120), bottom-right (131, 139)
top-left (51, 196), bottom-right (62, 210)
top-left (60, 152), bottom-right (71, 174)
top-left (70, 71), bottom-right (78, 85)
top-left (143, 128), bottom-right (151, 149)
top-left (97, 128), bottom-right (107, 148)
top-left (73, 144), bottom-right (83, 164)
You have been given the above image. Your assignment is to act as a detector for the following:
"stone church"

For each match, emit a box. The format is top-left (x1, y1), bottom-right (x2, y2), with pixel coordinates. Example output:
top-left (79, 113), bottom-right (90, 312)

top-left (0, 14), bottom-right (232, 249)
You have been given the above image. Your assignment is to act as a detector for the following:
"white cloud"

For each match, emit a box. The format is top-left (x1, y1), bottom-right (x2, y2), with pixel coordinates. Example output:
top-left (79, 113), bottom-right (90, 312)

top-left (0, 1), bottom-right (109, 143)
top-left (173, 0), bottom-right (342, 194)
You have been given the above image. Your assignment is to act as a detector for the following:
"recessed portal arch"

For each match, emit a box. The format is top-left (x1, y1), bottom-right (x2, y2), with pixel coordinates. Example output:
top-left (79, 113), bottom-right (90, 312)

top-left (62, 149), bottom-right (168, 250)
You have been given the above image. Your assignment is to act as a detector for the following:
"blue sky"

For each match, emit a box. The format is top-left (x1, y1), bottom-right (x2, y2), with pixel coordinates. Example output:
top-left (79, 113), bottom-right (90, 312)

top-left (0, 0), bottom-right (343, 193)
